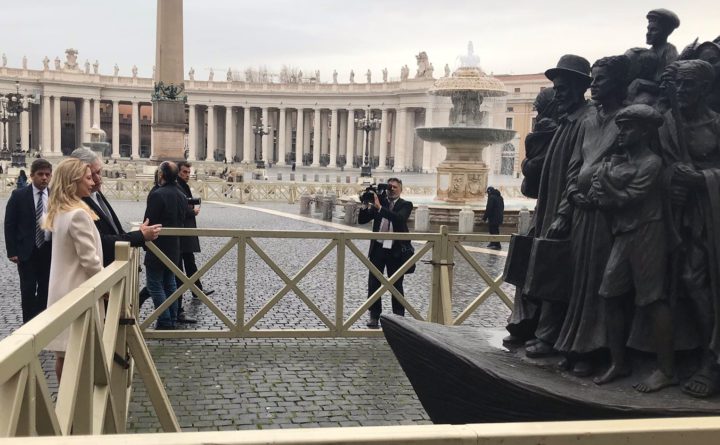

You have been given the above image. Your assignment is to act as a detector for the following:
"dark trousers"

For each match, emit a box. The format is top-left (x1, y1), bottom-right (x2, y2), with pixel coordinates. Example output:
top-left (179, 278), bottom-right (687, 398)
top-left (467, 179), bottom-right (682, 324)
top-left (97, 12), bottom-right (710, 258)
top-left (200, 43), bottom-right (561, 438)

top-left (488, 223), bottom-right (501, 247)
top-left (175, 252), bottom-right (204, 312)
top-left (146, 262), bottom-right (178, 328)
top-left (17, 243), bottom-right (51, 323)
top-left (367, 243), bottom-right (406, 319)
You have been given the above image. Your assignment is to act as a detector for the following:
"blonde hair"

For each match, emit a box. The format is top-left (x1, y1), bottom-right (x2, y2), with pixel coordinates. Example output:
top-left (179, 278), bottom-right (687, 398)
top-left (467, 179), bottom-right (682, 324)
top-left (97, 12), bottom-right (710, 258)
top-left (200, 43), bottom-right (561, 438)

top-left (44, 158), bottom-right (98, 231)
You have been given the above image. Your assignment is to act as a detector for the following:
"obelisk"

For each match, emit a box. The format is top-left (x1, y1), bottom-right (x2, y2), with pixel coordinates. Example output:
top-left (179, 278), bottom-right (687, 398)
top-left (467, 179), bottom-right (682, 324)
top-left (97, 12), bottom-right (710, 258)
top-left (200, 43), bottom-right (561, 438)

top-left (151, 0), bottom-right (186, 161)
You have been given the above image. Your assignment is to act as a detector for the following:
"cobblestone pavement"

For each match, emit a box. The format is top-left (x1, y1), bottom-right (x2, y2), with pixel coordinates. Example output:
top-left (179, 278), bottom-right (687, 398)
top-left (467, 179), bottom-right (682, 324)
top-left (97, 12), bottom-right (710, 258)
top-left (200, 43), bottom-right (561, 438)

top-left (0, 198), bottom-right (512, 432)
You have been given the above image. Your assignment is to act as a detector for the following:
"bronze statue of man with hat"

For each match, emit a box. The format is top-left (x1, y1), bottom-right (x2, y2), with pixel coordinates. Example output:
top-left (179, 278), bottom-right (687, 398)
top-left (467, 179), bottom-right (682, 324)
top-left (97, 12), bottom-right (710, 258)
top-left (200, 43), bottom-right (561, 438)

top-left (513, 54), bottom-right (595, 358)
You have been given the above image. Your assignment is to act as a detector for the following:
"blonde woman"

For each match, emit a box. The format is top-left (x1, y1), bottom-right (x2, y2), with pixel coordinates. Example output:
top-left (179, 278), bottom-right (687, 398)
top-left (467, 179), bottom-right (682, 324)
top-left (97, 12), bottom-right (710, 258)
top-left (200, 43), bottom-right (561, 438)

top-left (44, 158), bottom-right (103, 381)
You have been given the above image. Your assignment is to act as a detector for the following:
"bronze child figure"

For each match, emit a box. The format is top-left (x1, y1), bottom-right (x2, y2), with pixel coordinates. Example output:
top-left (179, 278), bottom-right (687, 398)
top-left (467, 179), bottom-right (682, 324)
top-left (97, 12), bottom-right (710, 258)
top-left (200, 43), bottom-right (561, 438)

top-left (591, 104), bottom-right (676, 392)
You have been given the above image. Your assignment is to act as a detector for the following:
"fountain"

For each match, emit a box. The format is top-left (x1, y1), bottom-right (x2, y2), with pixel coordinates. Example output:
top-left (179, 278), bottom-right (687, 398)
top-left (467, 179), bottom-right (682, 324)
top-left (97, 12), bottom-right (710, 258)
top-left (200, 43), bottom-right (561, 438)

top-left (416, 42), bottom-right (516, 203)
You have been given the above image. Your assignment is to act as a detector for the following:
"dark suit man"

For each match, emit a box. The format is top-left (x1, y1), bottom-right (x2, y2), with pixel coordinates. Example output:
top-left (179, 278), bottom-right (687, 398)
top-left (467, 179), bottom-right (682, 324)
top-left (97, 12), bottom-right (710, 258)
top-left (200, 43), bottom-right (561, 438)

top-left (482, 187), bottom-right (504, 250)
top-left (70, 148), bottom-right (161, 267)
top-left (358, 178), bottom-right (413, 328)
top-left (143, 162), bottom-right (188, 330)
top-left (4, 159), bottom-right (52, 323)
top-left (175, 161), bottom-right (213, 302)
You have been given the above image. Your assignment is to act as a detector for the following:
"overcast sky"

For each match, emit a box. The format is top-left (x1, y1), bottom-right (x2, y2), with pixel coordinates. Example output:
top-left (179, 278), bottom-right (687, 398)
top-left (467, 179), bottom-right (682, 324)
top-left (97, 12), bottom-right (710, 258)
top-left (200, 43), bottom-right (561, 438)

top-left (1, 1), bottom-right (717, 81)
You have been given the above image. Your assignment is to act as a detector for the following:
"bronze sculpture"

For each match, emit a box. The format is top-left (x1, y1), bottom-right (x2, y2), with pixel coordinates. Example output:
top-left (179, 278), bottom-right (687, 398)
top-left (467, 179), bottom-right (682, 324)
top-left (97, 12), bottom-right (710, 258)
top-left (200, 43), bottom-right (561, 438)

top-left (382, 7), bottom-right (720, 426)
top-left (553, 56), bottom-right (631, 376)
top-left (524, 55), bottom-right (594, 358)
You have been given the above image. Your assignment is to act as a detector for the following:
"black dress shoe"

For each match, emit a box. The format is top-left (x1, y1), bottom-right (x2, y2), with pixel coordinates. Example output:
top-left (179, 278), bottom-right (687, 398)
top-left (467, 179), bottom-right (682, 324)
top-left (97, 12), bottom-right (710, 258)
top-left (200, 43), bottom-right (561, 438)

top-left (366, 318), bottom-right (380, 329)
top-left (139, 287), bottom-right (150, 306)
top-left (155, 324), bottom-right (175, 330)
top-left (176, 313), bottom-right (197, 324)
top-left (193, 289), bottom-right (215, 299)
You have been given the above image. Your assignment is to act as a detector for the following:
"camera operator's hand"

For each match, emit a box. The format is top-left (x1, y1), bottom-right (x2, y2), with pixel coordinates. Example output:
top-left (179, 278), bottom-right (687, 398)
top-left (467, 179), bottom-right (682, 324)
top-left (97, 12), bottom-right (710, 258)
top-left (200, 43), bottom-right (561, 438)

top-left (140, 218), bottom-right (162, 241)
top-left (193, 207), bottom-right (200, 216)
top-left (373, 192), bottom-right (381, 210)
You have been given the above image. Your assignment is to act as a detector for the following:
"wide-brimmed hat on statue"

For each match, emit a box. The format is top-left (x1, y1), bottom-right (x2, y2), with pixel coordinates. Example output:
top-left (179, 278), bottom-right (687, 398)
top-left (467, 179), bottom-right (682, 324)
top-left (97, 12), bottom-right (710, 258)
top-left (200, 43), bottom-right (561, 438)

top-left (545, 54), bottom-right (592, 84)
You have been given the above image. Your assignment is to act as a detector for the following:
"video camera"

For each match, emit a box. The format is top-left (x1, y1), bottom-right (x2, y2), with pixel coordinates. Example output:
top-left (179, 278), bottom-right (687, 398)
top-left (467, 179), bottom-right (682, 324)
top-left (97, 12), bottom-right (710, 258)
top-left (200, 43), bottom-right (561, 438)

top-left (187, 197), bottom-right (201, 206)
top-left (360, 183), bottom-right (388, 205)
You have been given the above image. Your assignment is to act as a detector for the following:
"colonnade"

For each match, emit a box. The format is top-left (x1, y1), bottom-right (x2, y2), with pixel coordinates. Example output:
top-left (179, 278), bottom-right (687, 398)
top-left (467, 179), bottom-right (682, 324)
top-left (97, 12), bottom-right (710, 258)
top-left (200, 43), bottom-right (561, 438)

top-left (186, 104), bottom-right (438, 172)
top-left (15, 99), bottom-right (438, 172)
top-left (13, 96), bottom-right (151, 159)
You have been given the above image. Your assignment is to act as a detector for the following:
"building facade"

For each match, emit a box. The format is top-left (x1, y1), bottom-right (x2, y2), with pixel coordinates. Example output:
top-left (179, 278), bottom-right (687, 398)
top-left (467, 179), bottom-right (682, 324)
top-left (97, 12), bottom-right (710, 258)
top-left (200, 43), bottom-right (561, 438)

top-left (0, 56), bottom-right (550, 175)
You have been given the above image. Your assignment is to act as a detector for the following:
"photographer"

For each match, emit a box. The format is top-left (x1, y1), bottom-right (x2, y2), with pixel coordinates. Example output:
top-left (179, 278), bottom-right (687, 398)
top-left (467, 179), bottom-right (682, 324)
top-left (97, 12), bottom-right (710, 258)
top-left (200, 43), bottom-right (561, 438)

top-left (175, 162), bottom-right (213, 318)
top-left (358, 178), bottom-right (413, 329)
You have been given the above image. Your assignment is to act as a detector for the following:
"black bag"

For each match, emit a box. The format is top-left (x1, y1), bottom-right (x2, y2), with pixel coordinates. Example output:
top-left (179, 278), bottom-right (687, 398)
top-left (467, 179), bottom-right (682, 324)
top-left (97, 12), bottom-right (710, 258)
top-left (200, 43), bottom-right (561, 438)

top-left (502, 234), bottom-right (534, 287)
top-left (522, 237), bottom-right (571, 302)
top-left (396, 242), bottom-right (417, 274)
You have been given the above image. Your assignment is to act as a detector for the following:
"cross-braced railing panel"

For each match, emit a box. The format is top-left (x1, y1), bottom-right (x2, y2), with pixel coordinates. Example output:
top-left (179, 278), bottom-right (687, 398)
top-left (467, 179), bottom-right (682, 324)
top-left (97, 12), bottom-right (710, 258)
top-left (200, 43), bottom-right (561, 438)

top-left (447, 234), bottom-right (513, 326)
top-left (0, 244), bottom-right (180, 437)
top-left (141, 229), bottom-right (440, 338)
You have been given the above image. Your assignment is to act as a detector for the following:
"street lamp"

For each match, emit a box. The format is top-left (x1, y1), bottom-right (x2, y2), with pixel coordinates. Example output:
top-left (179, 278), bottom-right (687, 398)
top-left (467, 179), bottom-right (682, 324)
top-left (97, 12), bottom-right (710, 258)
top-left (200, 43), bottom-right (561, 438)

top-left (252, 118), bottom-right (271, 169)
top-left (354, 105), bottom-right (381, 178)
top-left (0, 81), bottom-right (36, 167)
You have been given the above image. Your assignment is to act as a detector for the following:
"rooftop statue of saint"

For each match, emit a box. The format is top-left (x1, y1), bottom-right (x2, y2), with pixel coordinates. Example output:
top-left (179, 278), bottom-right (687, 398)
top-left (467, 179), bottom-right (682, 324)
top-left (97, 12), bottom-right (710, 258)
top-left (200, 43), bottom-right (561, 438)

top-left (458, 41), bottom-right (481, 68)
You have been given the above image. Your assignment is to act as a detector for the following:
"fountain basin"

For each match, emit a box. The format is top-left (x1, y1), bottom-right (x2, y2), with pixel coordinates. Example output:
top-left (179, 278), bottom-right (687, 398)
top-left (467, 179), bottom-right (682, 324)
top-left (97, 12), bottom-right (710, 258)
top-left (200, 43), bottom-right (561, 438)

top-left (415, 127), bottom-right (515, 145)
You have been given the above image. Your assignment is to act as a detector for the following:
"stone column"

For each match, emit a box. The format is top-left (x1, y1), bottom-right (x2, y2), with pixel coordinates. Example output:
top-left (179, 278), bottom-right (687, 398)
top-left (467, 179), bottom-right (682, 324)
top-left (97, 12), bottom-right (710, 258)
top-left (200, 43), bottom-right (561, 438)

top-left (207, 105), bottom-right (216, 160)
top-left (52, 96), bottom-right (61, 153)
top-left (261, 107), bottom-right (269, 163)
top-left (422, 106), bottom-right (434, 172)
top-left (295, 108), bottom-right (304, 166)
top-left (188, 104), bottom-right (197, 161)
top-left (346, 109), bottom-right (355, 163)
top-left (20, 100), bottom-right (29, 151)
top-left (329, 108), bottom-right (338, 168)
top-left (393, 107), bottom-right (407, 172)
top-left (377, 108), bottom-right (389, 171)
top-left (41, 95), bottom-right (51, 154)
top-left (277, 107), bottom-right (287, 166)
top-left (224, 105), bottom-right (233, 162)
top-left (131, 101), bottom-right (140, 158)
top-left (112, 100), bottom-right (120, 158)
top-left (82, 98), bottom-right (91, 143)
top-left (242, 106), bottom-right (252, 162)
top-left (373, 110), bottom-right (381, 160)
top-left (311, 108), bottom-right (321, 167)
top-left (152, 0), bottom-right (186, 160)
top-left (303, 111), bottom-right (312, 157)
top-left (338, 110), bottom-right (347, 163)
top-left (92, 98), bottom-right (101, 128)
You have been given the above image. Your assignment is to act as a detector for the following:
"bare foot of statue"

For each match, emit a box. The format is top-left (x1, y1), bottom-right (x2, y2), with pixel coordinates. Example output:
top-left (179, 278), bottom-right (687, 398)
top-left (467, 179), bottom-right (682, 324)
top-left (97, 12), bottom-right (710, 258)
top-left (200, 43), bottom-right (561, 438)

top-left (634, 369), bottom-right (678, 393)
top-left (593, 364), bottom-right (631, 385)
top-left (525, 340), bottom-right (554, 358)
top-left (556, 357), bottom-right (571, 371)
top-left (682, 365), bottom-right (720, 398)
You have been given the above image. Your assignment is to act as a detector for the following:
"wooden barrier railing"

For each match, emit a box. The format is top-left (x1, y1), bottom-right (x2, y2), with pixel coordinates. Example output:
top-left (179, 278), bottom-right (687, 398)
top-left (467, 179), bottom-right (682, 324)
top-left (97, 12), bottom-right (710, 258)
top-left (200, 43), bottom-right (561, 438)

top-left (139, 226), bottom-right (512, 338)
top-left (2, 231), bottom-right (719, 441)
top-left (0, 243), bottom-right (180, 437)
top-left (0, 177), bottom-right (435, 202)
